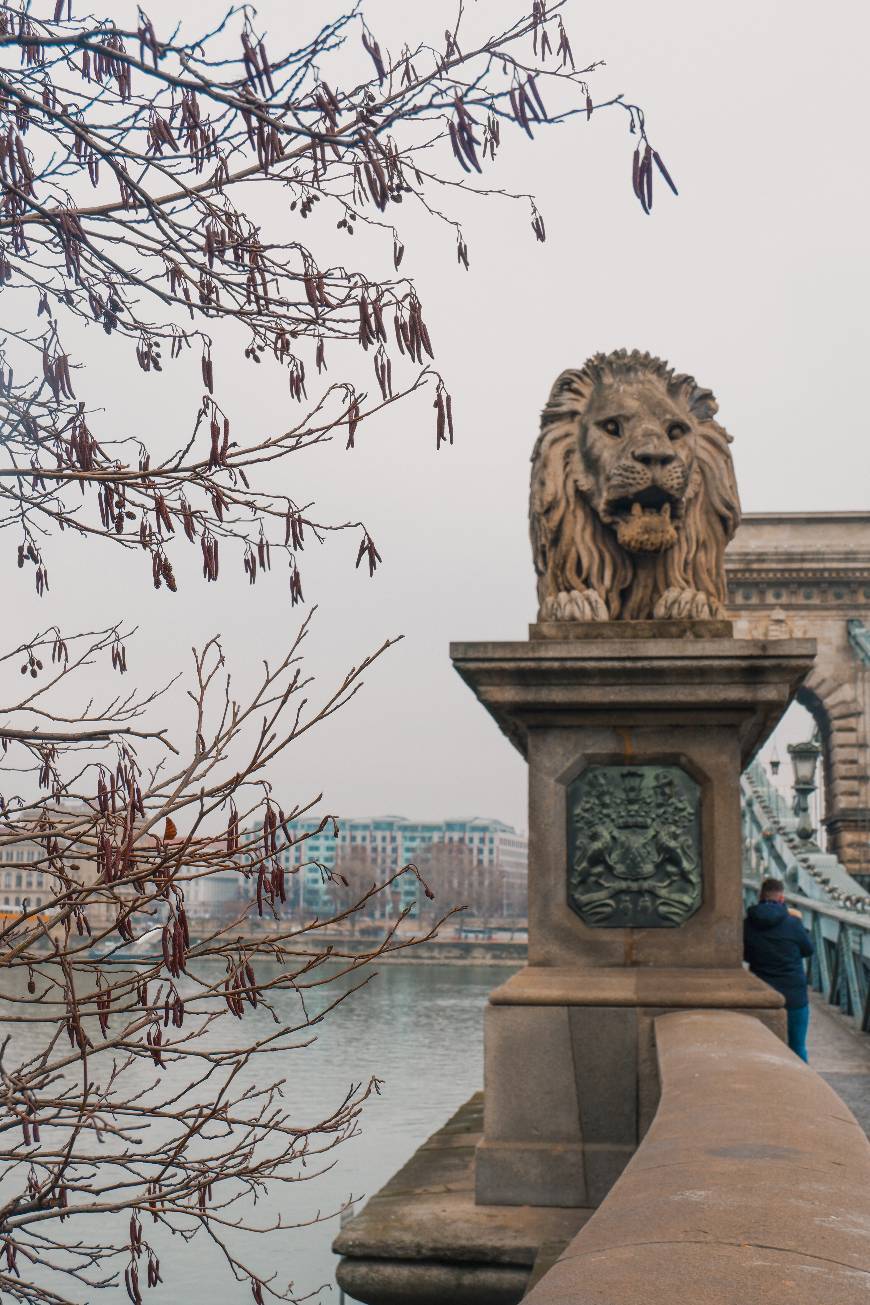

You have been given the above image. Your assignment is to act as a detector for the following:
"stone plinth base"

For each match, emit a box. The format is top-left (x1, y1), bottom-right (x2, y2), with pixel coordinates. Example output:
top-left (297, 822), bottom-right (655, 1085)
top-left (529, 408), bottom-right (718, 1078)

top-left (333, 1094), bottom-right (591, 1305)
top-left (449, 630), bottom-right (814, 1212)
top-left (476, 967), bottom-right (785, 1209)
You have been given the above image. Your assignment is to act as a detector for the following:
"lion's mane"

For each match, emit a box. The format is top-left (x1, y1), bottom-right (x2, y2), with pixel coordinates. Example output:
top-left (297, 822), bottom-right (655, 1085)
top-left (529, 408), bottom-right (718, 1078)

top-left (529, 350), bottom-right (741, 620)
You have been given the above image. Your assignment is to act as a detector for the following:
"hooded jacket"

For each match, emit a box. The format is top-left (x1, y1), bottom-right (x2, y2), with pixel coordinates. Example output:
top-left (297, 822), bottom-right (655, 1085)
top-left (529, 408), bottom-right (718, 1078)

top-left (743, 900), bottom-right (814, 1009)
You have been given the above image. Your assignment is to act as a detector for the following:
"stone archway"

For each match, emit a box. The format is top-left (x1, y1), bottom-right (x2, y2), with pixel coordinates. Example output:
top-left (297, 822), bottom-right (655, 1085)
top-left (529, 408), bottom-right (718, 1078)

top-left (726, 512), bottom-right (870, 882)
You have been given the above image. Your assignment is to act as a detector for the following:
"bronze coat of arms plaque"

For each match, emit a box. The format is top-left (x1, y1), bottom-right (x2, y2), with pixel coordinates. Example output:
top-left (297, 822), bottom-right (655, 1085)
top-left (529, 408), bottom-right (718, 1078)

top-left (567, 765), bottom-right (702, 928)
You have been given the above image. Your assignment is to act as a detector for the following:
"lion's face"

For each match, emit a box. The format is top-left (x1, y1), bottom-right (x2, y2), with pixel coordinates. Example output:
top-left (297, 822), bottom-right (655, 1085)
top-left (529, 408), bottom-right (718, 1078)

top-left (531, 350), bottom-right (740, 620)
top-left (576, 376), bottom-right (698, 554)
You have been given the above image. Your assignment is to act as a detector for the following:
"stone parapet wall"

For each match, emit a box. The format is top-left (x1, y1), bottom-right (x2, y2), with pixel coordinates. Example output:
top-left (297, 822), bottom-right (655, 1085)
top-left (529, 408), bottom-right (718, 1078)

top-left (524, 1009), bottom-right (870, 1305)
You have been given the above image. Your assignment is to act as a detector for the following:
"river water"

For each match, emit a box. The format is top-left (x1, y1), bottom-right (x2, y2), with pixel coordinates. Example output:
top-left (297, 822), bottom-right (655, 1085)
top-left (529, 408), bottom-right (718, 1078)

top-left (172, 960), bottom-right (513, 1302)
top-left (5, 960), bottom-right (514, 1303)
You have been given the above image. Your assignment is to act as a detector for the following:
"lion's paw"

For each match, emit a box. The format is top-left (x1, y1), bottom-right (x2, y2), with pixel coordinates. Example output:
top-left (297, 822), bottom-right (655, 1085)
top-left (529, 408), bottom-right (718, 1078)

top-left (541, 589), bottom-right (609, 622)
top-left (653, 587), bottom-right (723, 620)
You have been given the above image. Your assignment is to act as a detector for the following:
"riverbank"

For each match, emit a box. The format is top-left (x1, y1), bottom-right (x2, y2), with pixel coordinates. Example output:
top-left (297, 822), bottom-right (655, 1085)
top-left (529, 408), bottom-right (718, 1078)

top-left (79, 924), bottom-right (529, 966)
top-left (316, 933), bottom-right (527, 964)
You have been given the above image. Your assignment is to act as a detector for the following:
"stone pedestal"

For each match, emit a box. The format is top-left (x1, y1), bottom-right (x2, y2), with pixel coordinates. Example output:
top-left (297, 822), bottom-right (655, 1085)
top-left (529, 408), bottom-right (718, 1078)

top-left (450, 625), bottom-right (815, 1208)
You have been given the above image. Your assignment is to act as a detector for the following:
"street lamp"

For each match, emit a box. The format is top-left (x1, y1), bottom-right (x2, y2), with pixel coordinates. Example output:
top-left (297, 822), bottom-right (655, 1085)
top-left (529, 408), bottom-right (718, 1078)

top-left (787, 732), bottom-right (822, 842)
top-left (769, 744), bottom-right (781, 777)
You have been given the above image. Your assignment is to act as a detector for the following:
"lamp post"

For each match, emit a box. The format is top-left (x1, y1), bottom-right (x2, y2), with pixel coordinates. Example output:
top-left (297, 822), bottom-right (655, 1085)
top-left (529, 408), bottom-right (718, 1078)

top-left (787, 732), bottom-right (822, 842)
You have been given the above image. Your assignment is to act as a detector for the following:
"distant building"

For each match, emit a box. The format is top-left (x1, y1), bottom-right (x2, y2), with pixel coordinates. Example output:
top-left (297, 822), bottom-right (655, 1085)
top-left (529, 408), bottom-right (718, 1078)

top-left (185, 866), bottom-right (248, 920)
top-left (0, 820), bottom-right (111, 931)
top-left (0, 839), bottom-right (50, 915)
top-left (274, 816), bottom-right (528, 917)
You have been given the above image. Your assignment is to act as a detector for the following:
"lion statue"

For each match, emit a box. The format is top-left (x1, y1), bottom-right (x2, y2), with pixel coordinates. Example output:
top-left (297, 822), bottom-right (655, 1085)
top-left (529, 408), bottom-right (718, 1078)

top-left (530, 350), bottom-right (740, 621)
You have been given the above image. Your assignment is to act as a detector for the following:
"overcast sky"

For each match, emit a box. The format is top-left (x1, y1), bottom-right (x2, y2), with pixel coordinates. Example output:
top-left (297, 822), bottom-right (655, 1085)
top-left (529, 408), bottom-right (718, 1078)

top-left (12, 0), bottom-right (870, 833)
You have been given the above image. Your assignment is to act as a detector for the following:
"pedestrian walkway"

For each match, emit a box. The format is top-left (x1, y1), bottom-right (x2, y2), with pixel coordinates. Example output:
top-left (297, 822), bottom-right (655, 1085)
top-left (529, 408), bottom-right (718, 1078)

top-left (807, 992), bottom-right (870, 1135)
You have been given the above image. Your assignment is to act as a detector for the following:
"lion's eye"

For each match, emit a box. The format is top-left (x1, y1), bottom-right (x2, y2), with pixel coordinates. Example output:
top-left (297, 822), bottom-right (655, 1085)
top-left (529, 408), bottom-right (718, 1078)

top-left (667, 422), bottom-right (688, 440)
top-left (600, 418), bottom-right (621, 438)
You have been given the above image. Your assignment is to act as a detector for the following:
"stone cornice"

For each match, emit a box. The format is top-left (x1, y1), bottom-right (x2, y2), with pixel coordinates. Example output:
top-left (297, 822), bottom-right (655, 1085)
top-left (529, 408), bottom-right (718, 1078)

top-left (449, 636), bottom-right (815, 764)
top-left (725, 513), bottom-right (870, 589)
top-left (730, 576), bottom-right (870, 587)
top-left (726, 553), bottom-right (870, 568)
top-left (725, 548), bottom-right (870, 611)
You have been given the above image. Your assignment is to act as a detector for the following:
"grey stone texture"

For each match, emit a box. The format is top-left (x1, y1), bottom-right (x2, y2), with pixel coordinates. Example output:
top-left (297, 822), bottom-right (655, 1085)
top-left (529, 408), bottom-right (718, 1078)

top-left (475, 1141), bottom-right (588, 1208)
top-left (569, 1007), bottom-right (636, 1148)
top-left (476, 969), bottom-right (787, 1208)
top-left (482, 1006), bottom-right (581, 1144)
top-left (476, 1005), bottom-right (587, 1207)
top-left (333, 1094), bottom-right (591, 1305)
top-left (332, 1000), bottom-right (869, 1305)
top-left (524, 1010), bottom-right (870, 1305)
top-left (336, 1259), bottom-right (529, 1305)
top-left (451, 629), bottom-right (812, 1209)
top-left (527, 718), bottom-right (745, 969)
top-left (486, 964), bottom-right (789, 1010)
top-left (726, 511), bottom-right (870, 881)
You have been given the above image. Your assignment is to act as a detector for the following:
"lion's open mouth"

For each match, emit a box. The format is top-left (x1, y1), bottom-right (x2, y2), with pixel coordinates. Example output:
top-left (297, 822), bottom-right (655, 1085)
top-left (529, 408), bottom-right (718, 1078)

top-left (607, 488), bottom-right (681, 554)
top-left (607, 486), bottom-right (682, 520)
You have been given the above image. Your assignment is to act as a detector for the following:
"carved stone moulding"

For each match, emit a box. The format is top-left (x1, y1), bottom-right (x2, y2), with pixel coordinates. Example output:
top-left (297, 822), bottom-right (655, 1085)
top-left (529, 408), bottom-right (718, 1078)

top-left (726, 573), bottom-right (870, 610)
top-left (567, 764), bottom-right (701, 929)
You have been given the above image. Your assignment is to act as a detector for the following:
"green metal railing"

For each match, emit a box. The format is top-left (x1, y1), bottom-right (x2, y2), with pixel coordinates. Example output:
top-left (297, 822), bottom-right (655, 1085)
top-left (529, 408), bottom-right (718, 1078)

top-left (847, 618), bottom-right (870, 667)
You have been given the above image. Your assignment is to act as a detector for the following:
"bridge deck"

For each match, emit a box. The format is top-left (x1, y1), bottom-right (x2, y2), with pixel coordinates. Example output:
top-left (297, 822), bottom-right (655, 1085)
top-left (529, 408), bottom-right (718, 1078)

top-left (808, 992), bottom-right (870, 1134)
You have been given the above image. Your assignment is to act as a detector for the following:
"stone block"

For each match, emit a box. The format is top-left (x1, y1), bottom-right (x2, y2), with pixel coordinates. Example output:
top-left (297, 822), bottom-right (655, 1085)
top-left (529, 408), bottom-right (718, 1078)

top-left (335, 1258), bottom-right (528, 1305)
top-left (483, 1005), bottom-right (581, 1144)
top-left (451, 635), bottom-right (815, 969)
top-left (580, 1143), bottom-right (635, 1205)
top-left (474, 1140), bottom-right (587, 1208)
top-left (334, 1094), bottom-right (591, 1271)
top-left (568, 1007), bottom-right (637, 1147)
top-left (525, 720), bottom-right (749, 970)
top-left (636, 1011), bottom-right (661, 1140)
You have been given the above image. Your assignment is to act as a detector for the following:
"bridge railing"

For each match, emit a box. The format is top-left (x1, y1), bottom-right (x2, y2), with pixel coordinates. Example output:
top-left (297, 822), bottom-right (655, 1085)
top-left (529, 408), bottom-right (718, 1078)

top-left (742, 759), bottom-right (870, 910)
top-left (742, 757), bottom-right (870, 1032)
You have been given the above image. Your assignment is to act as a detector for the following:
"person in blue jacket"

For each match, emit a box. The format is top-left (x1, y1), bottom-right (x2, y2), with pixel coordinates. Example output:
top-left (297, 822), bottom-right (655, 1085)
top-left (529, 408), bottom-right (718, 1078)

top-left (744, 877), bottom-right (815, 1062)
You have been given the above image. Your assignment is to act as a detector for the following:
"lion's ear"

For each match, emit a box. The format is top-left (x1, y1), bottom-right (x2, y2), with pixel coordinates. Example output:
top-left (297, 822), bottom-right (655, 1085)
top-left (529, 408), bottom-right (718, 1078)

top-left (541, 369), bottom-right (588, 427)
top-left (671, 372), bottom-right (720, 424)
top-left (691, 388), bottom-right (718, 422)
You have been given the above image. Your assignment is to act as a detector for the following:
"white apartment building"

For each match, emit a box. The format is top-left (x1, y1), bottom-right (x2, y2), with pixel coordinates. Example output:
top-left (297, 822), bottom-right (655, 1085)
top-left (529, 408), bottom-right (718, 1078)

top-left (276, 815), bottom-right (528, 916)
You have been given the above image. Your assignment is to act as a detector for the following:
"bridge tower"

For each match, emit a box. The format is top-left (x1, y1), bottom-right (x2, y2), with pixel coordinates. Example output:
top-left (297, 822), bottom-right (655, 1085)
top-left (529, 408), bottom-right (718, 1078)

top-left (726, 512), bottom-right (870, 882)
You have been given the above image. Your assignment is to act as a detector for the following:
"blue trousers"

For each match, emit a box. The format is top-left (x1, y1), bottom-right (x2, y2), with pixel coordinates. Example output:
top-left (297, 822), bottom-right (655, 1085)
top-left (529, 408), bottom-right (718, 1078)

top-left (787, 1004), bottom-right (810, 1062)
